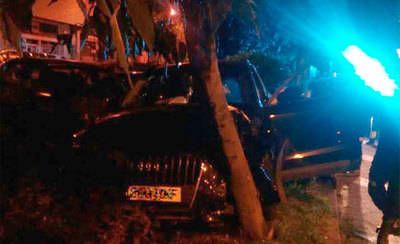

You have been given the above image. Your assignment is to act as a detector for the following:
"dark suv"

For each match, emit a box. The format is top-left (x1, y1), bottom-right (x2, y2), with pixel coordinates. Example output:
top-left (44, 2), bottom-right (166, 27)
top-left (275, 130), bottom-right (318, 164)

top-left (268, 77), bottom-right (364, 180)
top-left (73, 60), bottom-right (363, 225)
top-left (73, 61), bottom-right (279, 226)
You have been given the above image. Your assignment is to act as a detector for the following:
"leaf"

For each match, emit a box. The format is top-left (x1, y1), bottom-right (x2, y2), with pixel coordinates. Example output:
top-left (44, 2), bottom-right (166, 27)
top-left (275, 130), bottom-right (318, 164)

top-left (80, 19), bottom-right (91, 49)
top-left (154, 24), bottom-right (177, 63)
top-left (232, 0), bottom-right (258, 34)
top-left (2, 13), bottom-right (22, 53)
top-left (76, 0), bottom-right (89, 19)
top-left (93, 2), bottom-right (113, 57)
top-left (76, 0), bottom-right (91, 49)
top-left (93, 7), bottom-right (110, 47)
top-left (232, 0), bottom-right (256, 21)
top-left (97, 0), bottom-right (133, 88)
top-left (209, 0), bottom-right (232, 33)
top-left (4, 0), bottom-right (35, 30)
top-left (0, 12), bottom-right (8, 45)
top-left (118, 0), bottom-right (134, 55)
top-left (125, 0), bottom-right (155, 50)
top-left (110, 5), bottom-right (133, 87)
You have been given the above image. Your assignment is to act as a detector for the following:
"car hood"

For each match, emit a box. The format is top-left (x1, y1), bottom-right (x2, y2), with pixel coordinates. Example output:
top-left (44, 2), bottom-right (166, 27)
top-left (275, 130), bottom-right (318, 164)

top-left (75, 104), bottom-right (221, 155)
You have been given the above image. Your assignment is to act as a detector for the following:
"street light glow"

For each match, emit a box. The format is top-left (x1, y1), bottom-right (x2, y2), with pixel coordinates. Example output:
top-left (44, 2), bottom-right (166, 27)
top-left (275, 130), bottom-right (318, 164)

top-left (342, 45), bottom-right (398, 97)
top-left (170, 8), bottom-right (177, 16)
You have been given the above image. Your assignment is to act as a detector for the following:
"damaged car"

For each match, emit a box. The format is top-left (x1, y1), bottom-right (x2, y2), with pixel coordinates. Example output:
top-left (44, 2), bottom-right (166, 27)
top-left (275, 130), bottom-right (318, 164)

top-left (72, 60), bottom-right (279, 226)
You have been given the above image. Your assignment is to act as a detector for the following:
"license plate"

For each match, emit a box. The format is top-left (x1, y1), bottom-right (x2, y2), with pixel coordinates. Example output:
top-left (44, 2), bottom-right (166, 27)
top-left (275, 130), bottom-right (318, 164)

top-left (126, 185), bottom-right (182, 202)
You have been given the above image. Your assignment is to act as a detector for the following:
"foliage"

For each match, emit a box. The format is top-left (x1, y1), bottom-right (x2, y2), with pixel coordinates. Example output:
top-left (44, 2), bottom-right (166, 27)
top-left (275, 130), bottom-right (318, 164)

top-left (0, 13), bottom-right (21, 52)
top-left (222, 52), bottom-right (286, 89)
top-left (123, 0), bottom-right (155, 50)
top-left (217, 0), bottom-right (319, 75)
top-left (76, 0), bottom-right (91, 49)
top-left (0, 0), bottom-right (35, 52)
top-left (1, 0), bottom-right (34, 30)
top-left (232, 0), bottom-right (257, 27)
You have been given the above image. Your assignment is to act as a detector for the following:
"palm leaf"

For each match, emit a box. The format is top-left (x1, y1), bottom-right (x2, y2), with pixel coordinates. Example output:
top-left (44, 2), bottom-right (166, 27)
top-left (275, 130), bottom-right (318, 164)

top-left (4, 0), bottom-right (35, 30)
top-left (1, 0), bottom-right (35, 52)
top-left (1, 13), bottom-right (22, 53)
top-left (97, 0), bottom-right (133, 88)
top-left (125, 0), bottom-right (155, 50)
top-left (232, 0), bottom-right (258, 35)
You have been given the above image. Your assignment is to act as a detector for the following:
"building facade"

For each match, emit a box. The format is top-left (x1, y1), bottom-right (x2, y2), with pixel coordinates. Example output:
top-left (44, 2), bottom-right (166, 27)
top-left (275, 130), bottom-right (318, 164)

top-left (20, 0), bottom-right (98, 61)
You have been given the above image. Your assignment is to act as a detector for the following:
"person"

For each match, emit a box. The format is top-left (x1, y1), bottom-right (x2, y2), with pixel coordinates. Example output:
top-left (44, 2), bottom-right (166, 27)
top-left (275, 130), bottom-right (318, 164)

top-left (368, 93), bottom-right (400, 244)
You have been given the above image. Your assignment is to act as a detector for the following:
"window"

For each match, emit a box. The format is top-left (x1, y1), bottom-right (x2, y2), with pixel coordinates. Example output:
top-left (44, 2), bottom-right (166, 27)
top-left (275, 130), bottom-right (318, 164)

top-left (26, 39), bottom-right (39, 44)
top-left (139, 71), bottom-right (195, 105)
top-left (223, 77), bottom-right (243, 104)
top-left (39, 23), bottom-right (58, 34)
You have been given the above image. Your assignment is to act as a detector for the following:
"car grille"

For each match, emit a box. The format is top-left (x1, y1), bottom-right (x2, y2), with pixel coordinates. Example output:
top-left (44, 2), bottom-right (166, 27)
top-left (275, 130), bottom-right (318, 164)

top-left (124, 154), bottom-right (203, 186)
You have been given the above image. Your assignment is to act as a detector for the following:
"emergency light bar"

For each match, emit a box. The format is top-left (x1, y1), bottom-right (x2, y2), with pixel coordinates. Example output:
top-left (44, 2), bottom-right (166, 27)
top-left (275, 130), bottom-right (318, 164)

top-left (342, 45), bottom-right (398, 97)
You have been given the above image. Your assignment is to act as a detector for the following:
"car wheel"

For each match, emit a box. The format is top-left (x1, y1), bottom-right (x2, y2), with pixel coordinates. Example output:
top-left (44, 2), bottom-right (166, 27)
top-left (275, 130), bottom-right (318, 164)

top-left (275, 139), bottom-right (290, 203)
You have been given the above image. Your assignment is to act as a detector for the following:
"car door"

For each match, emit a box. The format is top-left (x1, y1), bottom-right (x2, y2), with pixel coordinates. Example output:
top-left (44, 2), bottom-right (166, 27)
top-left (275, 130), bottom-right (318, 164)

top-left (267, 78), bottom-right (364, 180)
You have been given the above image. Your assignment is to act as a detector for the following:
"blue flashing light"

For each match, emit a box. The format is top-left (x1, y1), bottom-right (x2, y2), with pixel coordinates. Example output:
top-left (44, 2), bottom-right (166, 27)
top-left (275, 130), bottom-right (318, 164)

top-left (342, 45), bottom-right (398, 97)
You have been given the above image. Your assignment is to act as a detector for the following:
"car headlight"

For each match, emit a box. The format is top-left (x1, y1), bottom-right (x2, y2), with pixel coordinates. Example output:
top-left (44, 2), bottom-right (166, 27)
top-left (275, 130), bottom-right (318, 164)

top-left (198, 162), bottom-right (227, 200)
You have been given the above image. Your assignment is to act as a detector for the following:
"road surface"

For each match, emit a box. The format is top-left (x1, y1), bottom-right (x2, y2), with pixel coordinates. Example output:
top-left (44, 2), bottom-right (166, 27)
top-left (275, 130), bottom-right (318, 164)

top-left (336, 144), bottom-right (400, 244)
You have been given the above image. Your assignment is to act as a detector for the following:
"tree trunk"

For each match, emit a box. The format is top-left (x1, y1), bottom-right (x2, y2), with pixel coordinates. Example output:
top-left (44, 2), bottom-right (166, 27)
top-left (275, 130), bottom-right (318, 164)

top-left (184, 5), bottom-right (269, 239)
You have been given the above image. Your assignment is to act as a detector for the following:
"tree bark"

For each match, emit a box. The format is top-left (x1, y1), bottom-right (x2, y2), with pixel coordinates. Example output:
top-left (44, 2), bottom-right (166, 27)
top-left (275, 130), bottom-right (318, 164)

top-left (183, 2), bottom-right (269, 240)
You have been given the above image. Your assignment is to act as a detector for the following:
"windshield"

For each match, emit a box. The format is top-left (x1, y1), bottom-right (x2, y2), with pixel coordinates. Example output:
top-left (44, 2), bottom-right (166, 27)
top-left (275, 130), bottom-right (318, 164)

top-left (138, 68), bottom-right (195, 105)
top-left (223, 77), bottom-right (243, 104)
top-left (138, 66), bottom-right (250, 106)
